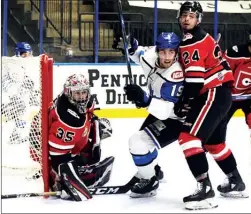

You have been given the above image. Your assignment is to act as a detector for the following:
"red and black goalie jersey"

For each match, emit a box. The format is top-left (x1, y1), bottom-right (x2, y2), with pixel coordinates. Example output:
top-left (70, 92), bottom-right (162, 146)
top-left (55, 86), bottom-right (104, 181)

top-left (48, 93), bottom-right (95, 157)
top-left (29, 94), bottom-right (97, 166)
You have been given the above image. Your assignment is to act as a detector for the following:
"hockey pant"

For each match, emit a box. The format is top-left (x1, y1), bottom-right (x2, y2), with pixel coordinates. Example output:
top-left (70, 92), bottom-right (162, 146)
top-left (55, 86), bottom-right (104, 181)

top-left (129, 115), bottom-right (183, 179)
top-left (178, 86), bottom-right (238, 179)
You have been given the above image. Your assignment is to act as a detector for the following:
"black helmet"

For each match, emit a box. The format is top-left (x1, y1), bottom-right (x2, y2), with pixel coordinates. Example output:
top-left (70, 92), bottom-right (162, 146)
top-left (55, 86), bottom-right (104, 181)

top-left (177, 1), bottom-right (203, 22)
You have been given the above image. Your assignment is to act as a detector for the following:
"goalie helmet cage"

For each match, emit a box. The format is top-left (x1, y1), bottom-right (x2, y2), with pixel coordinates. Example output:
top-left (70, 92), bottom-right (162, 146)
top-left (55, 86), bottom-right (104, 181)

top-left (1, 54), bottom-right (53, 195)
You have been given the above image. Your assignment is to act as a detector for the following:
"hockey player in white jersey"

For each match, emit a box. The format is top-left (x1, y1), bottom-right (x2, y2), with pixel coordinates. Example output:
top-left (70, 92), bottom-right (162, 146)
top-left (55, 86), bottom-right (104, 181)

top-left (114, 32), bottom-right (184, 198)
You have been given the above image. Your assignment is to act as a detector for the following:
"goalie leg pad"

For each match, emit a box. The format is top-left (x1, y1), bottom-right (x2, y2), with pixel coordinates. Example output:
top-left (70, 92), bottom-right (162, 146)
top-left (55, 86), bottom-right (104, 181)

top-left (59, 162), bottom-right (92, 201)
top-left (79, 156), bottom-right (115, 188)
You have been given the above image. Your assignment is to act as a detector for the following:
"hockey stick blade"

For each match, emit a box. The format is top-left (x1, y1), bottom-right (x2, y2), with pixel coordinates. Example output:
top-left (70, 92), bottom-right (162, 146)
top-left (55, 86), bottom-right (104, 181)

top-left (1, 191), bottom-right (61, 199)
top-left (89, 175), bottom-right (139, 195)
top-left (2, 176), bottom-right (138, 199)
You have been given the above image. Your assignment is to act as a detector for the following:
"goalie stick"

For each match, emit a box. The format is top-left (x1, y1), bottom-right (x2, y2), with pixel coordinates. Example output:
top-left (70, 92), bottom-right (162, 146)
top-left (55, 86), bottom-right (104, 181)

top-left (1, 176), bottom-right (139, 199)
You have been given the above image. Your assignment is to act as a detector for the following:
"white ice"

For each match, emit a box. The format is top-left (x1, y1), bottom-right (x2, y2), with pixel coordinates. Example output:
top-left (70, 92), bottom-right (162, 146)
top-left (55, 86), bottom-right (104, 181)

top-left (2, 117), bottom-right (251, 213)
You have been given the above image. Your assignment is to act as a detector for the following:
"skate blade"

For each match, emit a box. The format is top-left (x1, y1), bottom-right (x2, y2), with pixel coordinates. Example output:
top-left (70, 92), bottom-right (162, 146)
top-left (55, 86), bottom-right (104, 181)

top-left (220, 191), bottom-right (249, 198)
top-left (130, 190), bottom-right (157, 198)
top-left (185, 198), bottom-right (218, 210)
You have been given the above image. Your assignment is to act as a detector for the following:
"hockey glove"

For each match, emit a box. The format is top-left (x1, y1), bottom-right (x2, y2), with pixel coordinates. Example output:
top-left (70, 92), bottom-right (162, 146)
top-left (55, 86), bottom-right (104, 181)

top-left (124, 84), bottom-right (151, 108)
top-left (91, 116), bottom-right (112, 140)
top-left (99, 118), bottom-right (112, 140)
top-left (112, 34), bottom-right (138, 55)
top-left (174, 97), bottom-right (193, 118)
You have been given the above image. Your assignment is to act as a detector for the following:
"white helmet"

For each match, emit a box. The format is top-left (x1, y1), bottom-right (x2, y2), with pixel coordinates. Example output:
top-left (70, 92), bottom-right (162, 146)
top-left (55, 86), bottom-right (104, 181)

top-left (63, 74), bottom-right (91, 113)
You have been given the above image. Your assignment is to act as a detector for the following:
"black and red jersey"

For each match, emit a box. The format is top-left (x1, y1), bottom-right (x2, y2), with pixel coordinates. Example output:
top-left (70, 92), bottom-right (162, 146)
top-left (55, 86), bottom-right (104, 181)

top-left (48, 94), bottom-right (95, 156)
top-left (179, 26), bottom-right (234, 97)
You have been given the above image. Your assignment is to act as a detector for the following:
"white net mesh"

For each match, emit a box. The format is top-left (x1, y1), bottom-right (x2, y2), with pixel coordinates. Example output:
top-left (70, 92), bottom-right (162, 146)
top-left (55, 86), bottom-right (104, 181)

top-left (1, 56), bottom-right (47, 194)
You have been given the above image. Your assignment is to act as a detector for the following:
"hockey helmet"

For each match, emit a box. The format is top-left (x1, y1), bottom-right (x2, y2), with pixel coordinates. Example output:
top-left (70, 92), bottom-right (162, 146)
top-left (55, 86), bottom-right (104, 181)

top-left (15, 42), bottom-right (33, 57)
top-left (177, 1), bottom-right (203, 22)
top-left (156, 32), bottom-right (181, 52)
top-left (63, 74), bottom-right (91, 113)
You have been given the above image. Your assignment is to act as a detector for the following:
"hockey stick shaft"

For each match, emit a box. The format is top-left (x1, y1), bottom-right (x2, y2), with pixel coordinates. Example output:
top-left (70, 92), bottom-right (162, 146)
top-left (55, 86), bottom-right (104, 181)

top-left (1, 176), bottom-right (138, 199)
top-left (117, 0), bottom-right (133, 84)
top-left (216, 33), bottom-right (221, 43)
top-left (1, 191), bottom-right (60, 199)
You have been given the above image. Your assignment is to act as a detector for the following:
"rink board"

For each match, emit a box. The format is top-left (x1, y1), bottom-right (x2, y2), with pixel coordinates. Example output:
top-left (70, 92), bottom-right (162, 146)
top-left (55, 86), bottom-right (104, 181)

top-left (54, 63), bottom-right (244, 118)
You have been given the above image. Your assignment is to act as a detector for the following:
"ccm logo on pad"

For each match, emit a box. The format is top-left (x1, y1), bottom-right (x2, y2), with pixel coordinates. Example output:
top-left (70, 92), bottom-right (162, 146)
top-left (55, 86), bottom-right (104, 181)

top-left (171, 71), bottom-right (184, 80)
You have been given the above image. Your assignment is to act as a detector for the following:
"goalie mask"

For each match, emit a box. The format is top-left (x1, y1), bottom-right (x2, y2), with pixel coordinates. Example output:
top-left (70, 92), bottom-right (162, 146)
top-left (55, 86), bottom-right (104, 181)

top-left (64, 74), bottom-right (91, 114)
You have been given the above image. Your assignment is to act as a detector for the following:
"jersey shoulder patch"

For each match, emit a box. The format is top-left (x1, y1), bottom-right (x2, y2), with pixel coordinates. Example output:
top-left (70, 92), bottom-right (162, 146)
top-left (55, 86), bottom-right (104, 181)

top-left (180, 28), bottom-right (207, 46)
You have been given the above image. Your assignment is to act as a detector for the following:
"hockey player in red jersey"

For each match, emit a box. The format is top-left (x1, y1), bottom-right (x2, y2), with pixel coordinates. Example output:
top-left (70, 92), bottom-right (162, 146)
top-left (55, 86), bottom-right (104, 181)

top-left (174, 1), bottom-right (247, 210)
top-left (223, 31), bottom-right (251, 136)
top-left (30, 74), bottom-right (114, 201)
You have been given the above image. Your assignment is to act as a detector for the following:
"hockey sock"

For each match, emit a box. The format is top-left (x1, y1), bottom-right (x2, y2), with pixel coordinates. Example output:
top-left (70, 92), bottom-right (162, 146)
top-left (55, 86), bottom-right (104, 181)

top-left (131, 148), bottom-right (158, 179)
top-left (204, 143), bottom-right (237, 174)
top-left (179, 132), bottom-right (208, 178)
top-left (186, 152), bottom-right (209, 179)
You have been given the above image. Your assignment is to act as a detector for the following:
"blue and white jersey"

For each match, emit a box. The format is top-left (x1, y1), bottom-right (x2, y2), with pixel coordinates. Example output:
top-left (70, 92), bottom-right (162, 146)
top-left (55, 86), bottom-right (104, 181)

top-left (130, 46), bottom-right (184, 121)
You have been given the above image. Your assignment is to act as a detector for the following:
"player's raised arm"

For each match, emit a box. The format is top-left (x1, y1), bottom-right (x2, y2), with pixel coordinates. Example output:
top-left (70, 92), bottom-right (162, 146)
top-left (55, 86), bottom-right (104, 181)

top-left (112, 34), bottom-right (155, 65)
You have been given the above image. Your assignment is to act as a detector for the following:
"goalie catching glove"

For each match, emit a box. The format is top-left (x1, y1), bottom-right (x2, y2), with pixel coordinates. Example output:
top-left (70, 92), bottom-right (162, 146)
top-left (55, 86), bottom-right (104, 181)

top-left (50, 156), bottom-right (115, 201)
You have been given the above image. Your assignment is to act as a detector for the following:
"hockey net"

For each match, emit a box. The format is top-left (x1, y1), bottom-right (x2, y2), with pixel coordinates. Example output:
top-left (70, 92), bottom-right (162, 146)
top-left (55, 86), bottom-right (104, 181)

top-left (1, 54), bottom-right (53, 195)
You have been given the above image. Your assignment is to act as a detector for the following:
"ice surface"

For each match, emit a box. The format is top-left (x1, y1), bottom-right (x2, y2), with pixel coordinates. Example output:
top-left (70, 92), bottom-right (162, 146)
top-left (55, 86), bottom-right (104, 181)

top-left (2, 117), bottom-right (251, 213)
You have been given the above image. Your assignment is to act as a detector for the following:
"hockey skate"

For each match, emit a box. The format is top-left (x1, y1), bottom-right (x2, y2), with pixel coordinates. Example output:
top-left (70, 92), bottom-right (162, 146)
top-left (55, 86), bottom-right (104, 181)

top-left (217, 169), bottom-right (248, 198)
top-left (130, 175), bottom-right (159, 198)
top-left (183, 177), bottom-right (218, 210)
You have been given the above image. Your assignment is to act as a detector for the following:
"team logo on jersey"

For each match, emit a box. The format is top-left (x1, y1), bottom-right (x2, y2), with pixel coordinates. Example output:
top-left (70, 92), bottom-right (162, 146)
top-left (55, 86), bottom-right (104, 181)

top-left (182, 33), bottom-right (193, 41)
top-left (235, 70), bottom-right (251, 90)
top-left (217, 72), bottom-right (224, 81)
top-left (171, 71), bottom-right (184, 80)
